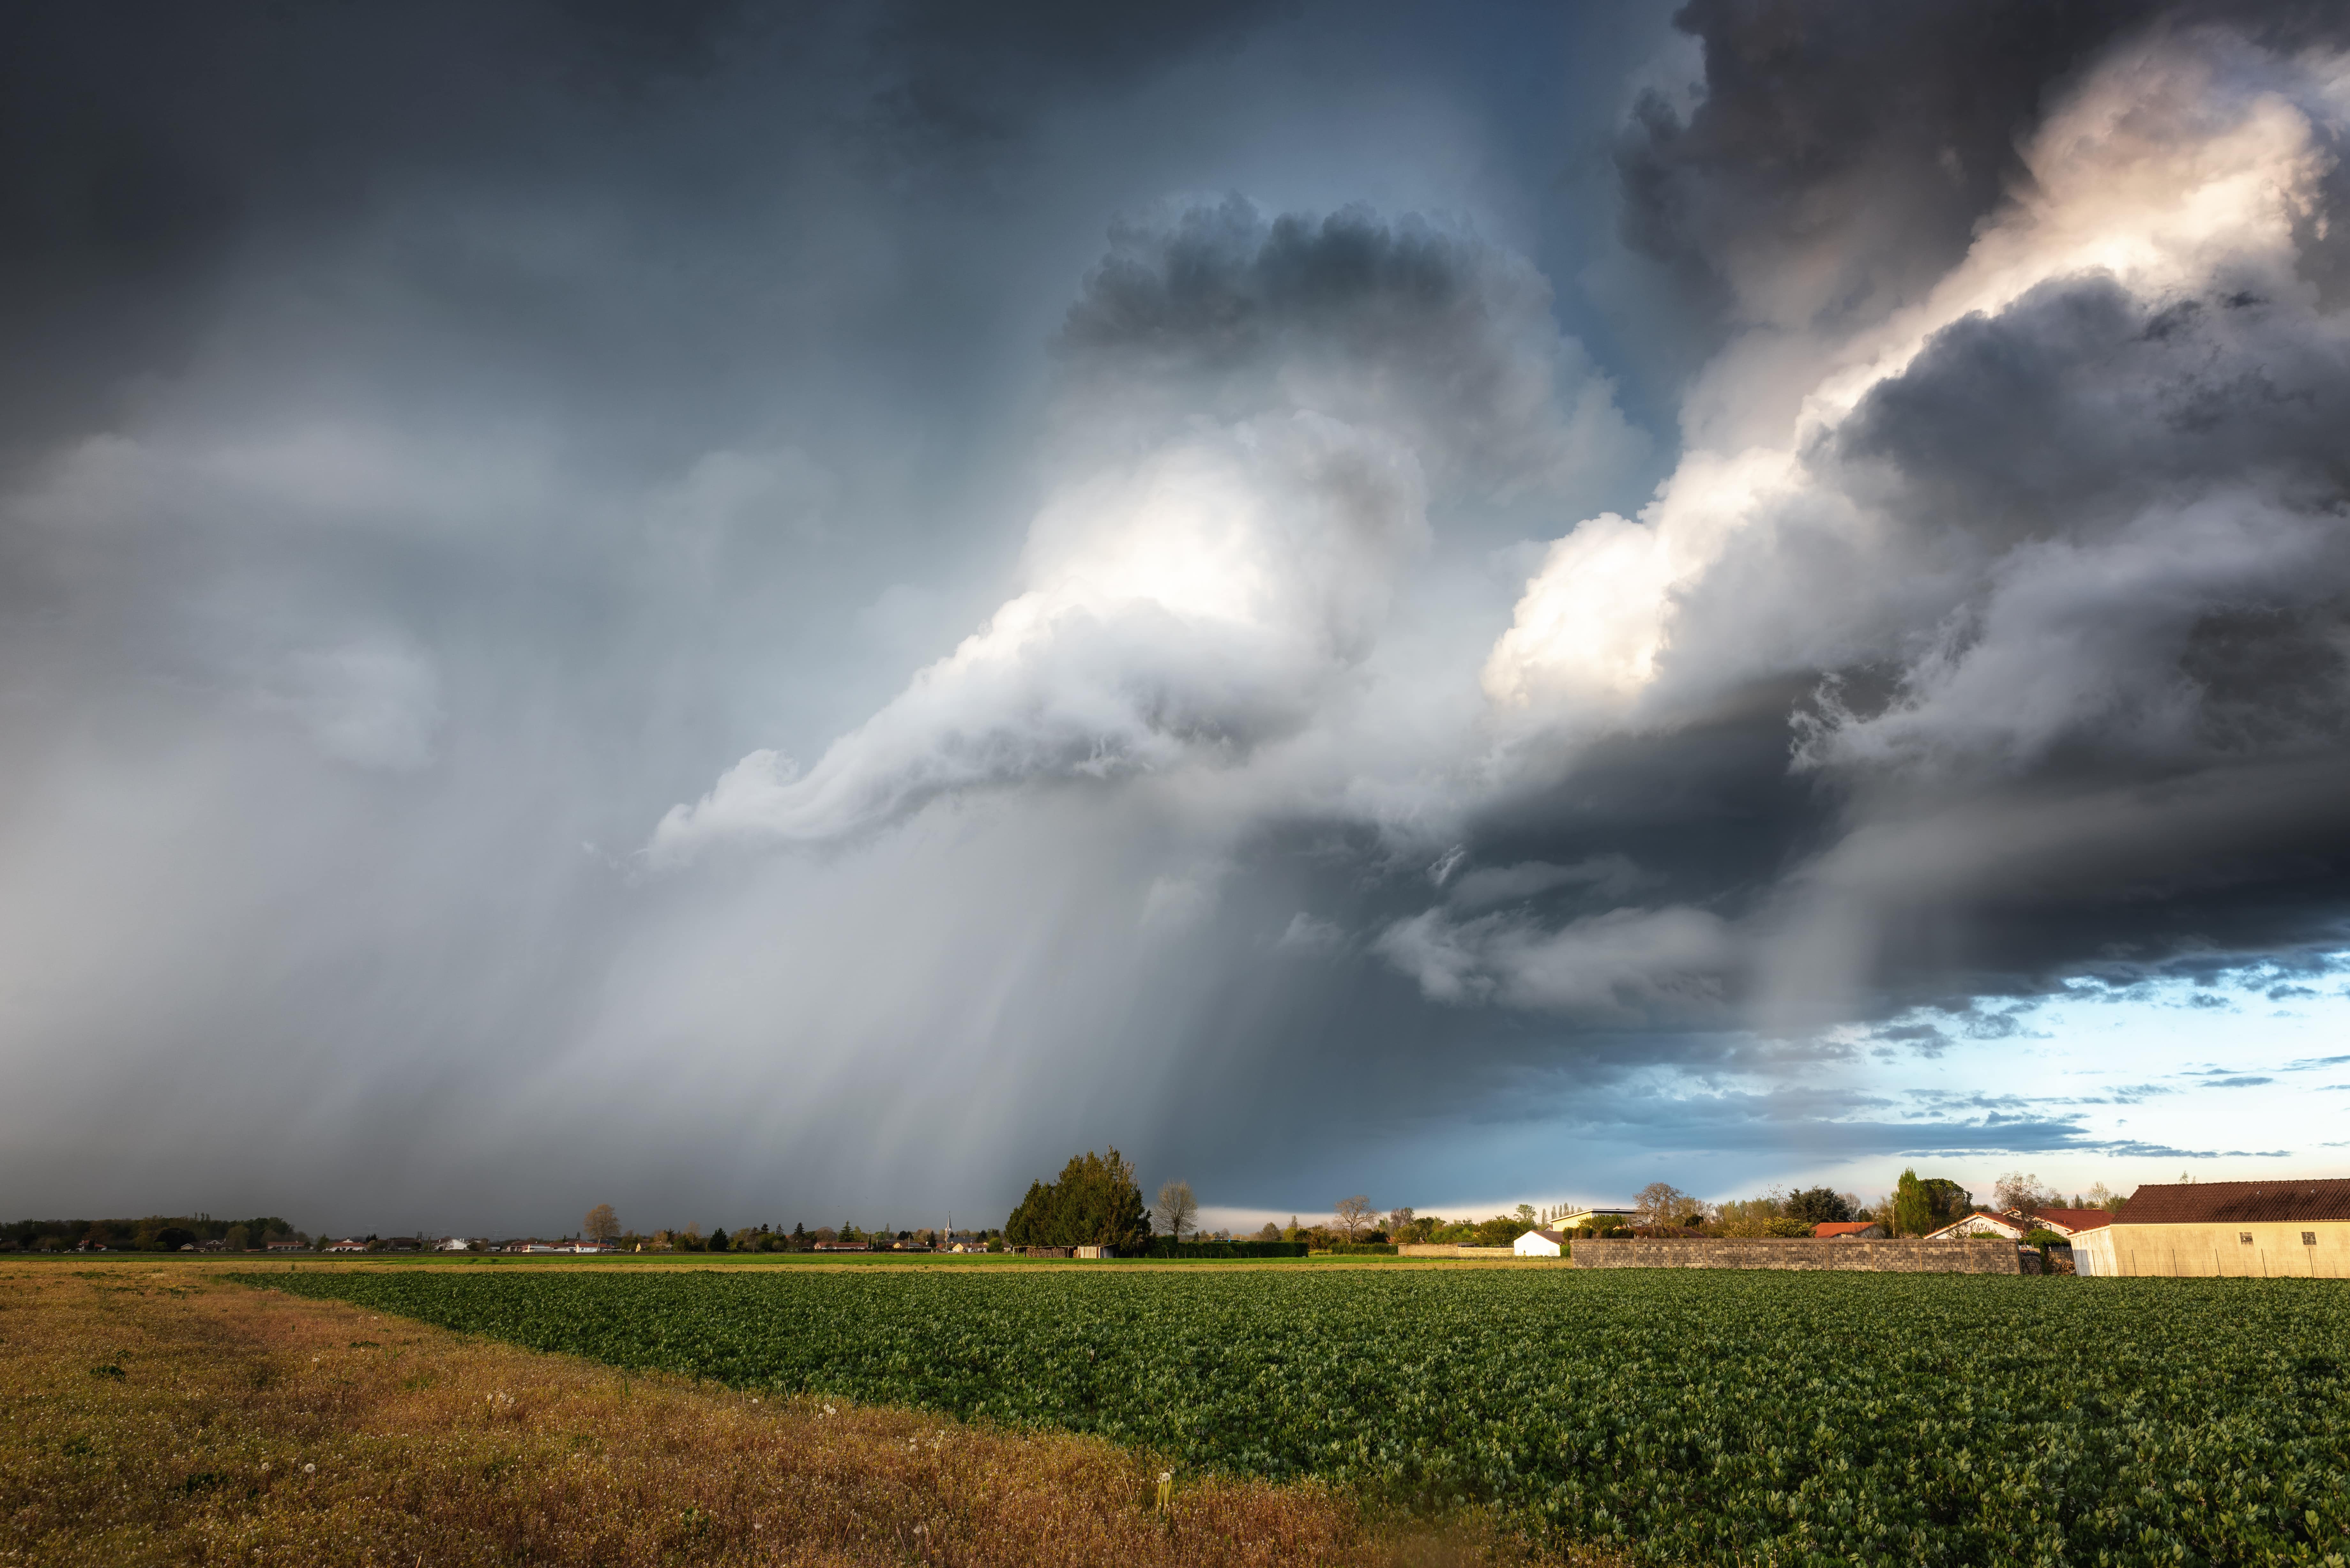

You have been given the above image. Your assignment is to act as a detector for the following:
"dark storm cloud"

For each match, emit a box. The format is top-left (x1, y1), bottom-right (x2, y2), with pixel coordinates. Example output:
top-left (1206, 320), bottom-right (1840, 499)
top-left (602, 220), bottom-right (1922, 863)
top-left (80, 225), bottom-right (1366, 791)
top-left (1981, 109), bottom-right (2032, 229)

top-left (1615, 0), bottom-right (2350, 344)
top-left (1447, 9), bottom-right (2350, 1070)
top-left (1770, 268), bottom-right (2350, 1008)
top-left (0, 0), bottom-right (748, 462)
top-left (0, 1), bottom-right (1676, 1231)
top-left (1618, 0), bottom-right (2138, 341)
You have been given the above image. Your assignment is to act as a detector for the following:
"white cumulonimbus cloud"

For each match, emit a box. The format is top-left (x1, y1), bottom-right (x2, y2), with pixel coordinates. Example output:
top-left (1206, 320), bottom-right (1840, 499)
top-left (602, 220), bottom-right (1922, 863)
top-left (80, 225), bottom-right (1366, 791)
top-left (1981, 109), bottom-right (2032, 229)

top-left (1484, 29), bottom-right (2350, 758)
top-left (654, 205), bottom-right (1631, 856)
top-left (1399, 27), bottom-right (2350, 1017)
top-left (654, 413), bottom-right (1429, 851)
top-left (659, 27), bottom-right (2350, 1051)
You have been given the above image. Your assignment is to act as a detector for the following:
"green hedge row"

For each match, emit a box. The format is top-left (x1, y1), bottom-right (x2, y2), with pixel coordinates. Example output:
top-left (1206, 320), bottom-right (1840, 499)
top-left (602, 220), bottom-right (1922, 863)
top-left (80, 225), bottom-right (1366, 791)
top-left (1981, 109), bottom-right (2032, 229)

top-left (1320, 1242), bottom-right (1399, 1255)
top-left (1139, 1239), bottom-right (1310, 1258)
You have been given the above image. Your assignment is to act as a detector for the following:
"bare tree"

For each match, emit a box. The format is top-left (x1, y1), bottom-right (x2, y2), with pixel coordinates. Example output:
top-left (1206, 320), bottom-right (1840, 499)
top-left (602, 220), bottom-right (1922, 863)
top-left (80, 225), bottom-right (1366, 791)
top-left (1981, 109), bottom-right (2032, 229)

top-left (1993, 1172), bottom-right (2054, 1216)
top-left (584, 1203), bottom-right (620, 1245)
top-left (1333, 1195), bottom-right (1374, 1241)
top-left (1154, 1180), bottom-right (1198, 1244)
top-left (1386, 1206), bottom-right (1415, 1240)
top-left (1633, 1182), bottom-right (1694, 1230)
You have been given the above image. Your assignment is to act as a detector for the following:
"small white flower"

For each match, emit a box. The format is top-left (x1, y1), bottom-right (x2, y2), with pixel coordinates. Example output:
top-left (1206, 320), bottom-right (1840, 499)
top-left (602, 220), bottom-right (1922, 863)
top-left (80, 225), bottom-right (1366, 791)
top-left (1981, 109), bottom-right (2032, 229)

top-left (302, 1463), bottom-right (316, 1474)
top-left (1160, 1470), bottom-right (1174, 1484)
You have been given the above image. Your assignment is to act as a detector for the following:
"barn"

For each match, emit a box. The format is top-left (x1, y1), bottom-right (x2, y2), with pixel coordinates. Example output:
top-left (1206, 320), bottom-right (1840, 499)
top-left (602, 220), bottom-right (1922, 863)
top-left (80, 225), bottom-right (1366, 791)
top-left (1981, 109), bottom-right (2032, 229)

top-left (2076, 1179), bottom-right (2350, 1277)
top-left (1513, 1227), bottom-right (1567, 1258)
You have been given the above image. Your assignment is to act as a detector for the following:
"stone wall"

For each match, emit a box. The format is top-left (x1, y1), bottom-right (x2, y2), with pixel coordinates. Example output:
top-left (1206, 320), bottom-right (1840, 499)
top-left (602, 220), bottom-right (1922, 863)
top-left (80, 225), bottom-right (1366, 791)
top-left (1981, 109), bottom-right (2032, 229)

top-left (1570, 1238), bottom-right (2022, 1273)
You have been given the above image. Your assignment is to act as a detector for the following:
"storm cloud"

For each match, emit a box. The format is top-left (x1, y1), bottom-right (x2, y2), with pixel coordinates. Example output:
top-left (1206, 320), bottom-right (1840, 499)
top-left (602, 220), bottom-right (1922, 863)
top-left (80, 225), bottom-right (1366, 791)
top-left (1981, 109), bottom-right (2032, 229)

top-left (5, 2), bottom-right (2348, 1234)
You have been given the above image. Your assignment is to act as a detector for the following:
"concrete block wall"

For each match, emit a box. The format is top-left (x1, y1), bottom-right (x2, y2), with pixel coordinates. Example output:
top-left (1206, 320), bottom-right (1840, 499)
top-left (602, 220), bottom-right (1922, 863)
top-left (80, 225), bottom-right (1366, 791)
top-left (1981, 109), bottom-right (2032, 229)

top-left (1570, 1238), bottom-right (2023, 1273)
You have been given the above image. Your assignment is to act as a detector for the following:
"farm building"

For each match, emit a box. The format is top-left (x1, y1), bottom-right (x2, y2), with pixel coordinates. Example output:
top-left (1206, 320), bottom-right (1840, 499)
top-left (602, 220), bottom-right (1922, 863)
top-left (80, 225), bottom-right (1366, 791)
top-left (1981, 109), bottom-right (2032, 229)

top-left (1921, 1211), bottom-right (2032, 1241)
top-left (2018, 1208), bottom-right (2115, 1241)
top-left (1921, 1208), bottom-right (2115, 1243)
top-left (2075, 1179), bottom-right (2350, 1277)
top-left (1513, 1228), bottom-right (1567, 1257)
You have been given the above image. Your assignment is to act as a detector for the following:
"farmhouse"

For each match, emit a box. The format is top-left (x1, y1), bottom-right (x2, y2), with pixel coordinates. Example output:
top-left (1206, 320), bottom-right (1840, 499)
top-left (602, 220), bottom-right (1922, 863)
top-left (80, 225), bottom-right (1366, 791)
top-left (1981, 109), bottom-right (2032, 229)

top-left (1920, 1206), bottom-right (2114, 1245)
top-left (1921, 1211), bottom-right (2033, 1241)
top-left (2020, 1208), bottom-right (2115, 1240)
top-left (2074, 1179), bottom-right (2350, 1277)
top-left (1513, 1227), bottom-right (1567, 1257)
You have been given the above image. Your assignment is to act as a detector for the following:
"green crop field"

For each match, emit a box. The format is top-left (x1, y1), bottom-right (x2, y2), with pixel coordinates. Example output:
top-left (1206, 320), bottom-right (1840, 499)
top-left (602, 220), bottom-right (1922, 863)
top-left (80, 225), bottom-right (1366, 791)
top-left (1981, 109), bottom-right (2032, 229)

top-left (239, 1266), bottom-right (2350, 1565)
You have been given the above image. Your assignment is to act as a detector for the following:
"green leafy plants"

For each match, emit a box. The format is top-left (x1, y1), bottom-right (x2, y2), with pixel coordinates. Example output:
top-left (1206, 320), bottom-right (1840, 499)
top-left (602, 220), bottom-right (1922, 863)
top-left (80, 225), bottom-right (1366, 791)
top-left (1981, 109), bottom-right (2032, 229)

top-left (237, 1268), bottom-right (2350, 1565)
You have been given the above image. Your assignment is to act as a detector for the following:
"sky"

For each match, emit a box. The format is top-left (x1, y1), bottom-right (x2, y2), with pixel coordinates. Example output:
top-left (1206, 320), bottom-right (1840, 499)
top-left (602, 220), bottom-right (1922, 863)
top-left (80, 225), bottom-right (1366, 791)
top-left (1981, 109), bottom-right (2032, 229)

top-left (5, 1), bottom-right (2350, 1238)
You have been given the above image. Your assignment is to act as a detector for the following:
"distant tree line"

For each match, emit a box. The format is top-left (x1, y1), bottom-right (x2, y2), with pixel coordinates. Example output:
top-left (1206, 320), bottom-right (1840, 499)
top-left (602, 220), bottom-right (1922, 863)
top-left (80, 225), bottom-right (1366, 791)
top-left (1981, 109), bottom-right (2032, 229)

top-left (1, 1215), bottom-right (301, 1253)
top-left (18, 1165), bottom-right (2128, 1261)
top-left (631, 1221), bottom-right (1002, 1253)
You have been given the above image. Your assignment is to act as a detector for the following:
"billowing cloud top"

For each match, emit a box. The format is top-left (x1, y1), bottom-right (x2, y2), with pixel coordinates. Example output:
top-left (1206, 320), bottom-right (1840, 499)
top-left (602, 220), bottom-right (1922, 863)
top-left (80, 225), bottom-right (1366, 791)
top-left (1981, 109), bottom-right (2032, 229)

top-left (652, 203), bottom-right (1631, 853)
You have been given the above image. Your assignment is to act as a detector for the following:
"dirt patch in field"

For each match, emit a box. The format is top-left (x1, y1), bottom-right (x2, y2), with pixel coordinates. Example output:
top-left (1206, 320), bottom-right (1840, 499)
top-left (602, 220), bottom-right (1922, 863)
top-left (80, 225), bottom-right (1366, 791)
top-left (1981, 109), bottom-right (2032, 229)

top-left (0, 1261), bottom-right (1591, 1567)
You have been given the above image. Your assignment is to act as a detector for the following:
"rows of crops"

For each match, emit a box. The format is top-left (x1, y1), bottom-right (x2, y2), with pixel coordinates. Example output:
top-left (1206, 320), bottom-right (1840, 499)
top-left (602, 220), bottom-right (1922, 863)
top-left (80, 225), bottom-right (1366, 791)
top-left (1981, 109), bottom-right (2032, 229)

top-left (239, 1266), bottom-right (2350, 1565)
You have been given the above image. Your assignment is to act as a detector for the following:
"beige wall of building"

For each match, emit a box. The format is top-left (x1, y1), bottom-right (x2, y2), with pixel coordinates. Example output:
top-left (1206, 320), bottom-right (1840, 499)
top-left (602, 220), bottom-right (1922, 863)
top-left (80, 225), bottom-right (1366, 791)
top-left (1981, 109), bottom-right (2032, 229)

top-left (2094, 1222), bottom-right (2349, 1278)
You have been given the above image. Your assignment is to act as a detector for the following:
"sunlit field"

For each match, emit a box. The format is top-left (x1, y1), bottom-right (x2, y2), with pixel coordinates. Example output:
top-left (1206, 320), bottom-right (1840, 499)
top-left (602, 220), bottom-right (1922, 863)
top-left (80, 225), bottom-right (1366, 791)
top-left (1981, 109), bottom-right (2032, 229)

top-left (250, 1261), bottom-right (2350, 1567)
top-left (0, 1259), bottom-right (1569, 1567)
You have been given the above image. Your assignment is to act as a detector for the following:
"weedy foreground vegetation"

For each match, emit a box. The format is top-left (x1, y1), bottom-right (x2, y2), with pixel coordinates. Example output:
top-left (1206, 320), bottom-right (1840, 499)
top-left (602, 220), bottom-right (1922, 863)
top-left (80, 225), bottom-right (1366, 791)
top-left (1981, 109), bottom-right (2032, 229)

top-left (0, 1262), bottom-right (1572, 1567)
top-left (246, 1263), bottom-right (2350, 1566)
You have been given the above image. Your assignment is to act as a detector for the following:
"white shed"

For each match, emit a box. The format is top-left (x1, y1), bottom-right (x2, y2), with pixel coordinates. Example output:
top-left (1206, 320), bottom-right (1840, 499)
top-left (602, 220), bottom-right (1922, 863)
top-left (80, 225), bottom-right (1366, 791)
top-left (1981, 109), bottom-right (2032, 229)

top-left (1513, 1227), bottom-right (1567, 1257)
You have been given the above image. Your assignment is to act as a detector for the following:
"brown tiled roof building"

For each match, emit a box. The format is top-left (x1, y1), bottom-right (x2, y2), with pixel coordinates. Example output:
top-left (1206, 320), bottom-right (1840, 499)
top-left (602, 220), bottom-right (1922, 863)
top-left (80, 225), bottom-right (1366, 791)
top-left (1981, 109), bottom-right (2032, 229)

top-left (2073, 1178), bottom-right (2350, 1277)
top-left (2118, 1179), bottom-right (2350, 1225)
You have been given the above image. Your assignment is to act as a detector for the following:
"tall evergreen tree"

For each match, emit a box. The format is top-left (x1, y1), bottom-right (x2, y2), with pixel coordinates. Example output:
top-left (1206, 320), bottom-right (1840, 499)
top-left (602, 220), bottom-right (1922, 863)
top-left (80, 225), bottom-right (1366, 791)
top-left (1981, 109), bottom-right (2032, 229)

top-left (1891, 1169), bottom-right (1933, 1237)
top-left (1003, 1147), bottom-right (1150, 1251)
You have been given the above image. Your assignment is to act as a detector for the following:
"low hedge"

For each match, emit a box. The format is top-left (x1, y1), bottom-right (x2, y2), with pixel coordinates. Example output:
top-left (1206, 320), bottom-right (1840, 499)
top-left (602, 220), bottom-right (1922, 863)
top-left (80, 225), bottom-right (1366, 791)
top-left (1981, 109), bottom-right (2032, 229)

top-left (1319, 1241), bottom-right (1399, 1255)
top-left (1137, 1239), bottom-right (1310, 1259)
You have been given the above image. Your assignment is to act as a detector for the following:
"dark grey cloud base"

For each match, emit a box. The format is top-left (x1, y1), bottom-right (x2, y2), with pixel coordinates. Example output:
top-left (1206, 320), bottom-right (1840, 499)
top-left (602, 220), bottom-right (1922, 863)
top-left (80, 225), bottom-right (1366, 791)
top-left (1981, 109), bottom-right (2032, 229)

top-left (3, 1), bottom-right (2346, 1231)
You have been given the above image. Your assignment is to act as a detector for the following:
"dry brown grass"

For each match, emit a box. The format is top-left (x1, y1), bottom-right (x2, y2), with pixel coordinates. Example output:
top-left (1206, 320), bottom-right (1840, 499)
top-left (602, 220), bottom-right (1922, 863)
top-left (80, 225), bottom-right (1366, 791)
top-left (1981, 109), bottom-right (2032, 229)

top-left (0, 1261), bottom-right (1609, 1567)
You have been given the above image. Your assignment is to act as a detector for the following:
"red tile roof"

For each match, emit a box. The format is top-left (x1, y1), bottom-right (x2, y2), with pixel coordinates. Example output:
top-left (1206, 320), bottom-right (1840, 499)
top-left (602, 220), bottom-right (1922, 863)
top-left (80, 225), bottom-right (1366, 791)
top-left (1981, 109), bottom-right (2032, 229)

top-left (2119, 1179), bottom-right (2350, 1225)
top-left (1813, 1222), bottom-right (1879, 1238)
